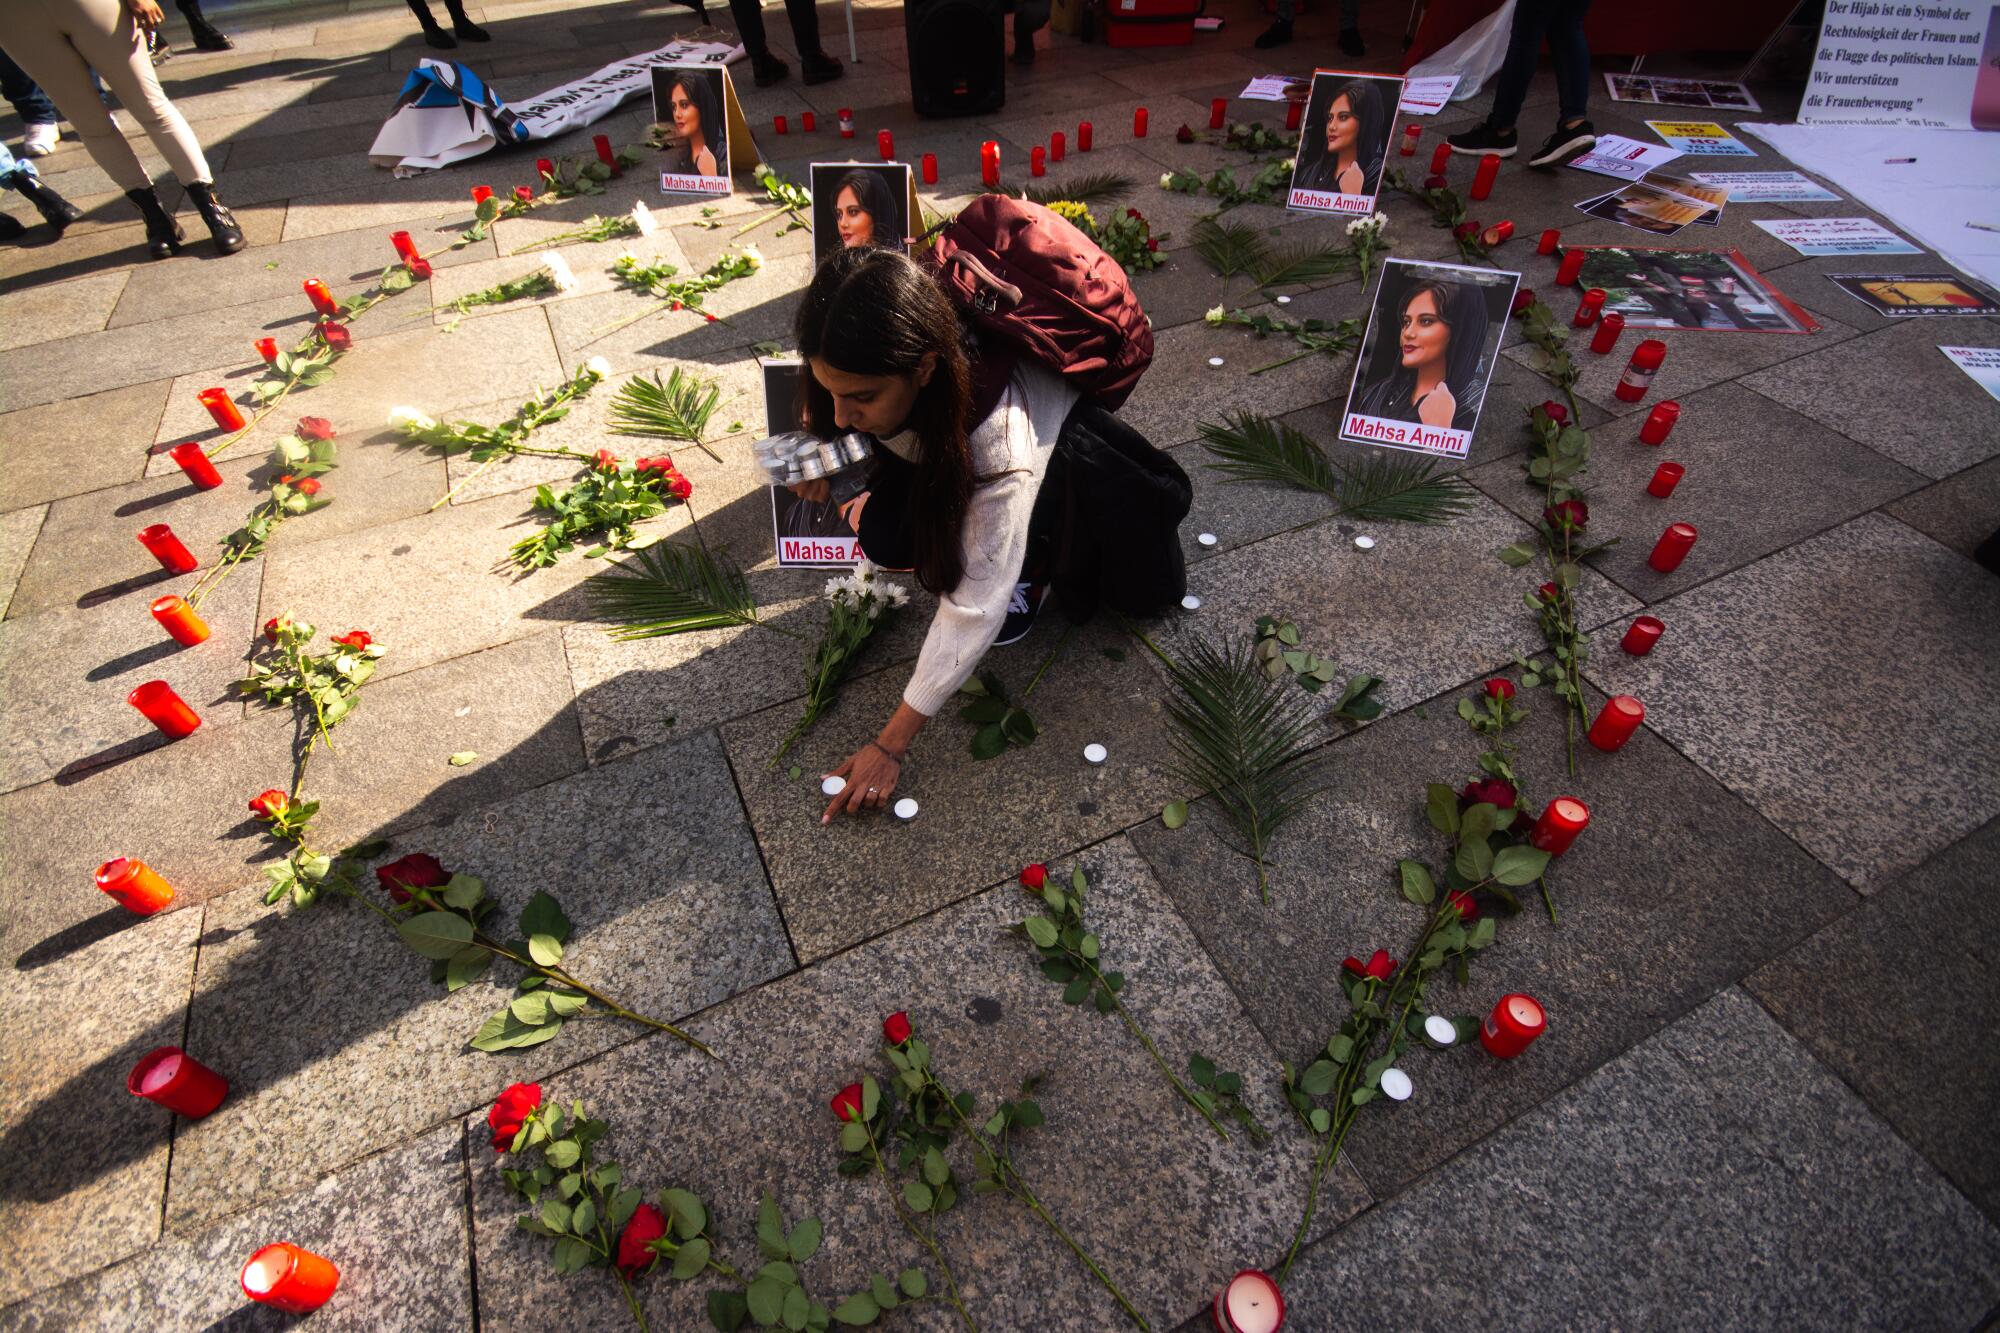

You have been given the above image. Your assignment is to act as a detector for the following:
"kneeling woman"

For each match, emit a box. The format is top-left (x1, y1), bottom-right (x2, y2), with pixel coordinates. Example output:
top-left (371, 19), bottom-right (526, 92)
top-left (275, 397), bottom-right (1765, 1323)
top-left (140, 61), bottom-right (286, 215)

top-left (794, 246), bottom-right (1076, 821)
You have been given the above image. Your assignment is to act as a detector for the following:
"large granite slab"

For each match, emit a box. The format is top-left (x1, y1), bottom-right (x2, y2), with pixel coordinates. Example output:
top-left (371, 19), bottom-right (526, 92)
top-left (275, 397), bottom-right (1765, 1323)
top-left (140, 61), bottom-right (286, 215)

top-left (1272, 989), bottom-right (2000, 1331)
top-left (1120, 317), bottom-right (1353, 452)
top-left (470, 838), bottom-right (1355, 1332)
top-left (0, 380), bottom-right (169, 513)
top-left (1586, 513), bottom-right (2000, 890)
top-left (0, 270), bottom-right (127, 352)
top-left (1886, 457), bottom-right (2000, 560)
top-left (0, 504), bottom-right (46, 616)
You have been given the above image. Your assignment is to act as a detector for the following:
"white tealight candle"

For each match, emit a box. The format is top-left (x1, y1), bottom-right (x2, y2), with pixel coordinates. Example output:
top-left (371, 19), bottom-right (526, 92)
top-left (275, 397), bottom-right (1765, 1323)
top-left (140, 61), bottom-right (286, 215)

top-left (1379, 1067), bottom-right (1413, 1101)
top-left (1423, 1014), bottom-right (1457, 1047)
top-left (1207, 356), bottom-right (1225, 367)
top-left (1354, 535), bottom-right (1377, 551)
top-left (893, 797), bottom-right (919, 820)
top-left (1082, 743), bottom-right (1107, 764)
top-left (820, 775), bottom-right (846, 797)
top-left (1181, 594), bottom-right (1202, 610)
top-left (1216, 1270), bottom-right (1285, 1333)
top-left (1197, 532), bottom-right (1219, 547)
top-left (1275, 294), bottom-right (1292, 304)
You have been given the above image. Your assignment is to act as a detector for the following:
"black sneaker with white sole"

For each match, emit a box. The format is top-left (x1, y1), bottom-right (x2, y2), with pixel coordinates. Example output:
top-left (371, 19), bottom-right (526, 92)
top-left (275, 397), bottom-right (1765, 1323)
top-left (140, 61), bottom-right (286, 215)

top-left (994, 581), bottom-right (1048, 646)
top-left (1528, 121), bottom-right (1597, 167)
top-left (1447, 123), bottom-right (1518, 157)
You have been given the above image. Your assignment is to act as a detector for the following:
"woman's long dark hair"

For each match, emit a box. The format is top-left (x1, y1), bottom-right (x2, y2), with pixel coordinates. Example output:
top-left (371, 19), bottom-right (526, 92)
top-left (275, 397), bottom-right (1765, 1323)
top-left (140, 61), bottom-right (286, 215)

top-left (670, 73), bottom-right (725, 175)
top-left (1308, 78), bottom-right (1386, 193)
top-left (797, 247), bottom-right (974, 594)
top-left (1359, 278), bottom-right (1491, 427)
top-left (829, 169), bottom-right (902, 248)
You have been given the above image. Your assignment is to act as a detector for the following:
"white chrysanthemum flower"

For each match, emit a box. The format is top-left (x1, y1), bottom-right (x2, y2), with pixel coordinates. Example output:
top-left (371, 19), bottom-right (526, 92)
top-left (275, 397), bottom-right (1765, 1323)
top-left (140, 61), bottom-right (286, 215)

top-left (1281, 158), bottom-right (1295, 173)
top-left (882, 582), bottom-right (910, 608)
top-left (542, 252), bottom-right (578, 293)
top-left (584, 355), bottom-right (612, 380)
top-left (388, 406), bottom-right (436, 431)
top-left (1205, 305), bottom-right (1226, 325)
top-left (1371, 210), bottom-right (1389, 231)
top-left (631, 201), bottom-right (656, 236)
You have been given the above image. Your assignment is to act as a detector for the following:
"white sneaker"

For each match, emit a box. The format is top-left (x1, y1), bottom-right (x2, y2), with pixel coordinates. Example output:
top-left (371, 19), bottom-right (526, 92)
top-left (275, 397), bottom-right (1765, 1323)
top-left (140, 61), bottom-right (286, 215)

top-left (21, 123), bottom-right (58, 157)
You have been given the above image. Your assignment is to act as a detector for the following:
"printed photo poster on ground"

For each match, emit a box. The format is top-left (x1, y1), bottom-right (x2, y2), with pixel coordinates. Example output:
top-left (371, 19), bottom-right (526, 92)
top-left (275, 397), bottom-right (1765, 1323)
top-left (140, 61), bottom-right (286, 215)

top-left (1571, 246), bottom-right (1821, 333)
top-left (1751, 216), bottom-right (1924, 255)
top-left (1802, 0), bottom-right (2000, 128)
top-left (651, 64), bottom-right (754, 196)
top-left (763, 360), bottom-right (865, 568)
top-left (1686, 170), bottom-right (1841, 202)
top-left (808, 163), bottom-right (918, 268)
top-left (1287, 70), bottom-right (1406, 217)
top-left (1644, 120), bottom-right (1757, 155)
top-left (1339, 258), bottom-right (1519, 461)
top-left (1828, 272), bottom-right (2000, 314)
top-left (1940, 345), bottom-right (2000, 401)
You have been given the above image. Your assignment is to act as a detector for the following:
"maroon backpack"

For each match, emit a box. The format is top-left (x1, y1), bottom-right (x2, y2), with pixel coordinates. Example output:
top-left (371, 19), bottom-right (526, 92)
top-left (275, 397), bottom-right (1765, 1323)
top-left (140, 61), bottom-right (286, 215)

top-left (929, 194), bottom-right (1154, 412)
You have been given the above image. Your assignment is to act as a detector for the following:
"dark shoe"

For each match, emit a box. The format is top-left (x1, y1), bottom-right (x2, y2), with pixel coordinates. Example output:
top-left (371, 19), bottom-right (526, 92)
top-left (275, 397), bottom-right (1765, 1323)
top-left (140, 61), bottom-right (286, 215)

top-left (19, 174), bottom-right (83, 234)
top-left (1448, 122), bottom-right (1518, 157)
top-left (801, 50), bottom-right (843, 85)
top-left (1253, 18), bottom-right (1292, 48)
top-left (1527, 120), bottom-right (1596, 167)
top-left (750, 52), bottom-right (789, 86)
top-left (422, 24), bottom-right (456, 48)
top-left (186, 180), bottom-right (246, 254)
top-left (994, 581), bottom-right (1048, 646)
top-left (125, 185), bottom-right (186, 259)
top-left (1337, 26), bottom-right (1365, 56)
top-left (182, 1), bottom-right (234, 50)
top-left (0, 213), bottom-right (25, 243)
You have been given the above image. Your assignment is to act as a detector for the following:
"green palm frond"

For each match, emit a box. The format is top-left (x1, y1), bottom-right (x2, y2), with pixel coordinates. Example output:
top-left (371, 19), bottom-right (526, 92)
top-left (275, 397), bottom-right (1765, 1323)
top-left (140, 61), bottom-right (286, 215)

top-left (1159, 632), bottom-right (1325, 903)
top-left (587, 542), bottom-right (768, 640)
top-left (1197, 412), bottom-right (1475, 525)
top-left (1193, 215), bottom-right (1272, 279)
top-left (1250, 237), bottom-right (1356, 292)
top-left (1017, 172), bottom-right (1134, 206)
top-left (608, 367), bottom-right (723, 462)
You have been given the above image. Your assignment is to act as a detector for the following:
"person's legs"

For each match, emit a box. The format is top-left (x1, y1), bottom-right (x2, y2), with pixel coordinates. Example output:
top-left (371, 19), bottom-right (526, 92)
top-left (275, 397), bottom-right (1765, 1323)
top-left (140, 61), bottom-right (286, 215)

top-left (1548, 0), bottom-right (1591, 125)
top-left (1255, 0), bottom-right (1293, 50)
top-left (0, 0), bottom-right (154, 189)
top-left (0, 46), bottom-right (61, 128)
top-left (62, 0), bottom-right (212, 186)
top-left (727, 0), bottom-right (790, 85)
top-left (781, 0), bottom-right (841, 83)
top-left (405, 0), bottom-right (455, 49)
top-left (174, 0), bottom-right (231, 51)
top-left (1487, 0), bottom-right (1556, 133)
top-left (0, 133), bottom-right (82, 231)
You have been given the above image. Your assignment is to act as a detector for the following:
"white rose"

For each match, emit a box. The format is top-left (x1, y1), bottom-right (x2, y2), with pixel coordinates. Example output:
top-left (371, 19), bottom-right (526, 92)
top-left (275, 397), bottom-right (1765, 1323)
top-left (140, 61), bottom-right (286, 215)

top-left (1159, 173), bottom-right (1173, 188)
top-left (1281, 158), bottom-right (1295, 173)
top-left (740, 244), bottom-right (764, 267)
top-left (388, 406), bottom-right (436, 431)
top-left (1204, 305), bottom-right (1225, 324)
top-left (631, 201), bottom-right (657, 236)
top-left (542, 252), bottom-right (578, 293)
top-left (584, 356), bottom-right (612, 380)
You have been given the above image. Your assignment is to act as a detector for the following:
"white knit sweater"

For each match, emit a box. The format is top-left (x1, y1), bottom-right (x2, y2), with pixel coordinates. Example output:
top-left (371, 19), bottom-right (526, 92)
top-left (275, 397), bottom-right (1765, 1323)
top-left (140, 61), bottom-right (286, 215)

top-left (878, 361), bottom-right (1078, 716)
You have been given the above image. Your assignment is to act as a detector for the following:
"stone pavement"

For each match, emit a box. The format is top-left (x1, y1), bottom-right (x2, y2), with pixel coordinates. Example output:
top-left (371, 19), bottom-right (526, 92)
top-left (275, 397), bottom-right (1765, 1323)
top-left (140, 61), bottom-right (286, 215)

top-left (2, 0), bottom-right (1998, 1326)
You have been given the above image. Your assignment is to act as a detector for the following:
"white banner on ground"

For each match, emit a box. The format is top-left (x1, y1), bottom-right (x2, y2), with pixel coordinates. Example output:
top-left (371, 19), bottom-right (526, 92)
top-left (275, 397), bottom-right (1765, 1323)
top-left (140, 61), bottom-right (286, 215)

top-left (1801, 0), bottom-right (1998, 128)
top-left (512, 38), bottom-right (740, 141)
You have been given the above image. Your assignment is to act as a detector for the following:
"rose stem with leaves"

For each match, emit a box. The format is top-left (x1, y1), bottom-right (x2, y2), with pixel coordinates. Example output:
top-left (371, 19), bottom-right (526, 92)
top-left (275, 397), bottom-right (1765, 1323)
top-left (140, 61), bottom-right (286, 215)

top-left (853, 1087), bottom-right (978, 1331)
top-left (468, 927), bottom-right (717, 1056)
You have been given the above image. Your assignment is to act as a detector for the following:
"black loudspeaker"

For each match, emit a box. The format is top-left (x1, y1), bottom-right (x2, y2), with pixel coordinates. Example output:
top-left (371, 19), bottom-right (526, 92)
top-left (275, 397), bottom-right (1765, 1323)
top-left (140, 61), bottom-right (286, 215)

top-left (907, 0), bottom-right (1006, 117)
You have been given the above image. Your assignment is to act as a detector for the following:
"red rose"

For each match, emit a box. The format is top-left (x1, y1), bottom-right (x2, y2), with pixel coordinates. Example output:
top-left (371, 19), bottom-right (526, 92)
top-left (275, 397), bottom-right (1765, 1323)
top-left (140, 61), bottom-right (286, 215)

top-left (1126, 208), bottom-right (1142, 220)
top-left (595, 449), bottom-right (620, 472)
top-left (1146, 237), bottom-right (1159, 252)
top-left (296, 416), bottom-right (336, 441)
top-left (319, 321), bottom-right (352, 351)
top-left (472, 186), bottom-right (493, 204)
top-left (1019, 863), bottom-right (1048, 890)
top-left (1538, 581), bottom-right (1560, 603)
top-left (830, 1082), bottom-right (864, 1122)
top-left (1460, 777), bottom-right (1518, 810)
top-left (1454, 220), bottom-right (1480, 240)
top-left (883, 1011), bottom-right (912, 1045)
top-left (331, 630), bottom-right (372, 650)
top-left (249, 789), bottom-right (288, 819)
top-left (636, 455), bottom-right (674, 475)
top-left (488, 1081), bottom-right (542, 1151)
top-left (1422, 173), bottom-right (1448, 190)
top-left (1543, 499), bottom-right (1588, 531)
top-left (263, 616), bottom-right (288, 640)
top-left (666, 474), bottom-right (692, 501)
top-left (1511, 289), bottom-right (1536, 317)
top-left (293, 478), bottom-right (322, 496)
top-left (1176, 124), bottom-right (1195, 143)
top-left (1538, 400), bottom-right (1568, 426)
top-left (377, 851), bottom-right (450, 904)
top-left (408, 256), bottom-right (433, 279)
top-left (513, 185), bottom-right (534, 202)
top-left (615, 1203), bottom-right (667, 1279)
top-left (1447, 890), bottom-right (1479, 921)
top-left (1485, 679), bottom-right (1515, 701)
top-left (1342, 949), bottom-right (1396, 982)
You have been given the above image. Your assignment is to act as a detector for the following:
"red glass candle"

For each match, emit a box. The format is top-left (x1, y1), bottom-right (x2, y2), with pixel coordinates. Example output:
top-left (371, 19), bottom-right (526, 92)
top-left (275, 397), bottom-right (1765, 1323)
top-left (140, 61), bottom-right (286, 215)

top-left (1400, 124), bottom-right (1421, 156)
top-left (1078, 120), bottom-right (1093, 151)
top-left (168, 442), bottom-right (223, 490)
top-left (1209, 97), bottom-right (1227, 130)
top-left (593, 134), bottom-right (616, 168)
top-left (1133, 107), bottom-right (1149, 137)
top-left (1648, 522), bottom-right (1697, 573)
top-left (1615, 340), bottom-right (1667, 403)
top-left (878, 128), bottom-right (894, 161)
top-left (129, 680), bottom-right (201, 739)
top-left (1481, 220), bottom-right (1514, 247)
top-left (198, 388), bottom-right (246, 432)
top-left (1587, 694), bottom-right (1645, 751)
top-left (773, 114), bottom-right (788, 135)
top-left (1428, 141), bottom-right (1451, 175)
top-left (921, 152), bottom-right (938, 185)
top-left (1571, 288), bottom-right (1606, 328)
top-left (96, 857), bottom-right (176, 914)
top-left (1470, 152), bottom-right (1500, 200)
top-left (1286, 97), bottom-right (1304, 131)
top-left (1554, 249), bottom-right (1586, 286)
top-left (128, 1046), bottom-right (228, 1118)
top-left (1050, 130), bottom-right (1065, 162)
top-left (1213, 1269), bottom-right (1284, 1332)
top-left (1479, 994), bottom-right (1546, 1059)
top-left (137, 524), bottom-right (199, 573)
top-left (1647, 462), bottom-right (1685, 498)
top-left (534, 157), bottom-right (553, 178)
top-left (255, 337), bottom-right (279, 364)
top-left (1589, 310), bottom-right (1625, 354)
top-left (1639, 400), bottom-right (1680, 445)
top-left (151, 594), bottom-right (210, 646)
top-left (838, 108), bottom-right (854, 138)
top-left (980, 141), bottom-right (1000, 188)
top-left (241, 1243), bottom-right (340, 1315)
top-left (1529, 796), bottom-right (1590, 855)
top-left (802, 111), bottom-right (816, 132)
top-left (1620, 615), bottom-right (1665, 655)
top-left (302, 278), bottom-right (339, 316)
top-left (469, 186), bottom-right (492, 205)
top-left (389, 230), bottom-right (418, 264)
top-left (1537, 227), bottom-right (1560, 255)
top-left (1030, 145), bottom-right (1046, 177)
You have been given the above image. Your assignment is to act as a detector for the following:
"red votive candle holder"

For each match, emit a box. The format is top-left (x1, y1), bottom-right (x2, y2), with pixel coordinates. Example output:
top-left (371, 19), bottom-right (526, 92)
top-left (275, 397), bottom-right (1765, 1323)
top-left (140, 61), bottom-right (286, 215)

top-left (1620, 615), bottom-right (1665, 655)
top-left (534, 157), bottom-right (553, 178)
top-left (254, 337), bottom-right (278, 364)
top-left (1648, 521), bottom-right (1698, 572)
top-left (1589, 310), bottom-right (1625, 354)
top-left (802, 111), bottom-right (816, 132)
top-left (980, 141), bottom-right (1000, 188)
top-left (168, 442), bottom-right (224, 490)
top-left (1479, 994), bottom-right (1546, 1059)
top-left (1470, 152), bottom-right (1500, 200)
top-left (1428, 141), bottom-right (1451, 175)
top-left (1286, 97), bottom-right (1304, 131)
top-left (129, 680), bottom-right (202, 739)
top-left (838, 108), bottom-right (854, 138)
top-left (150, 594), bottom-right (210, 646)
top-left (389, 230), bottom-right (418, 264)
top-left (878, 128), bottom-right (895, 161)
top-left (921, 152), bottom-right (938, 185)
top-left (1537, 227), bottom-right (1560, 255)
top-left (1571, 288), bottom-right (1606, 327)
top-left (198, 388), bottom-right (246, 432)
top-left (137, 524), bottom-right (199, 573)
top-left (1400, 124), bottom-right (1421, 156)
top-left (1529, 796), bottom-right (1590, 855)
top-left (1133, 107), bottom-right (1149, 137)
top-left (1639, 400), bottom-right (1680, 445)
top-left (592, 134), bottom-right (616, 169)
top-left (1030, 145), bottom-right (1046, 176)
top-left (96, 856), bottom-right (176, 914)
top-left (128, 1046), bottom-right (228, 1118)
top-left (1213, 1269), bottom-right (1284, 1332)
top-left (1587, 694), bottom-right (1645, 751)
top-left (1615, 339), bottom-right (1668, 403)
top-left (1482, 220), bottom-right (1514, 247)
top-left (1647, 462), bottom-right (1685, 498)
top-left (1554, 249), bottom-right (1587, 286)
top-left (241, 1243), bottom-right (340, 1315)
top-left (302, 278), bottom-right (339, 316)
top-left (1209, 97), bottom-right (1227, 130)
top-left (1078, 120), bottom-right (1092, 151)
top-left (469, 186), bottom-right (492, 205)
top-left (1050, 130), bottom-right (1066, 162)
top-left (774, 114), bottom-right (788, 135)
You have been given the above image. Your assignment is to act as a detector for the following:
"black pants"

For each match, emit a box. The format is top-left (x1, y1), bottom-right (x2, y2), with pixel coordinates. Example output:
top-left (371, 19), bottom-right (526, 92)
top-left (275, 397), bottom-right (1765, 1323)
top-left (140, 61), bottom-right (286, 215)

top-left (856, 450), bottom-right (1057, 584)
top-left (727, 0), bottom-right (824, 60)
top-left (1487, 0), bottom-right (1592, 130)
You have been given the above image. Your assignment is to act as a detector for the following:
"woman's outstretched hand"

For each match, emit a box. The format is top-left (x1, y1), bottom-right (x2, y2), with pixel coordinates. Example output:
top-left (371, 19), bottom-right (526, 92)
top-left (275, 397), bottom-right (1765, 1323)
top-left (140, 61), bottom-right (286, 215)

top-left (128, 0), bottom-right (165, 29)
top-left (821, 743), bottom-right (902, 824)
